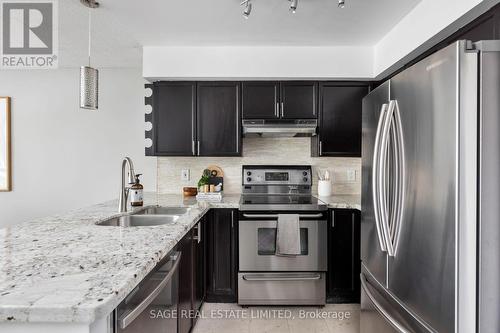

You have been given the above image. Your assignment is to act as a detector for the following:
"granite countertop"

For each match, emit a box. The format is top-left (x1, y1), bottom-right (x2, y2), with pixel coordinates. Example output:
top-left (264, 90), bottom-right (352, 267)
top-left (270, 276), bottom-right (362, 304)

top-left (315, 194), bottom-right (361, 210)
top-left (0, 193), bottom-right (359, 324)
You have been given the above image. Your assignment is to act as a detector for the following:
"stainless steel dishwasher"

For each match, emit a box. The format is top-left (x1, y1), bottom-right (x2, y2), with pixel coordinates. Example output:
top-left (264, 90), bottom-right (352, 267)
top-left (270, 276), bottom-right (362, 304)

top-left (114, 251), bottom-right (181, 333)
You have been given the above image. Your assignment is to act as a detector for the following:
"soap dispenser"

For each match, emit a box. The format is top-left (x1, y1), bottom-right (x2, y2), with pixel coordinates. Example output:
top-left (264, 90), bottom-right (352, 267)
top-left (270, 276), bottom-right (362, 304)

top-left (130, 174), bottom-right (144, 206)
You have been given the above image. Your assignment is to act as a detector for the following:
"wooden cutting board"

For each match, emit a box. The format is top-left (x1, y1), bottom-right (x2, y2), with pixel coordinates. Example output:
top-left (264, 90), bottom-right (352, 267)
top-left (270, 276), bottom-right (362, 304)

top-left (206, 165), bottom-right (224, 178)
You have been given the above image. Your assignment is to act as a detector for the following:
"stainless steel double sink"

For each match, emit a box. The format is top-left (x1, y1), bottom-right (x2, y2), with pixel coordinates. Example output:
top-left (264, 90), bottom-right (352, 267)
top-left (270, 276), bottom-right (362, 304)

top-left (96, 206), bottom-right (191, 227)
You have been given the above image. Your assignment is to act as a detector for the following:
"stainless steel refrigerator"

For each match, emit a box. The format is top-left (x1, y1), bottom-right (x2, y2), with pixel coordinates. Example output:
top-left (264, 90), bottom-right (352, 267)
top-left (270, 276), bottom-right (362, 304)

top-left (361, 40), bottom-right (500, 333)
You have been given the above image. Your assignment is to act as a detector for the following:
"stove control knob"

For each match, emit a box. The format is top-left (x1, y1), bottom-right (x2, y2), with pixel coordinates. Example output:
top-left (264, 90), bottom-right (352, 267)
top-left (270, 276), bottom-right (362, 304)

top-left (247, 177), bottom-right (252, 182)
top-left (303, 177), bottom-right (308, 182)
top-left (247, 171), bottom-right (252, 176)
top-left (303, 171), bottom-right (308, 176)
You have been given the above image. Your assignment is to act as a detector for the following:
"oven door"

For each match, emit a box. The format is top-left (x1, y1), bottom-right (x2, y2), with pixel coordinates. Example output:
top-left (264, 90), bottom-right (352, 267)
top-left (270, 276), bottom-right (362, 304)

top-left (239, 212), bottom-right (327, 271)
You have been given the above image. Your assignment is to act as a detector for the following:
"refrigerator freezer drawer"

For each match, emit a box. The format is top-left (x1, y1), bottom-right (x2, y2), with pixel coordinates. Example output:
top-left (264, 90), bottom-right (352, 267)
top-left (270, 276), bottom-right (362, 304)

top-left (238, 272), bottom-right (325, 305)
top-left (361, 271), bottom-right (433, 333)
top-left (361, 286), bottom-right (399, 333)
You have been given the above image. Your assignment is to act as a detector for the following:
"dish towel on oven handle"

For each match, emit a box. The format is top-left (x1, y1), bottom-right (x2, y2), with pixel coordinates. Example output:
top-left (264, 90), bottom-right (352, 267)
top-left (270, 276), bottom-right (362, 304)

top-left (276, 214), bottom-right (301, 256)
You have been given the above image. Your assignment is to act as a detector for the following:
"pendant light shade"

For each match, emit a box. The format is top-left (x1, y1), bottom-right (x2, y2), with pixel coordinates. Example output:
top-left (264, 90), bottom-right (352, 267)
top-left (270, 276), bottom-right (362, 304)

top-left (80, 66), bottom-right (98, 109)
top-left (80, 0), bottom-right (99, 110)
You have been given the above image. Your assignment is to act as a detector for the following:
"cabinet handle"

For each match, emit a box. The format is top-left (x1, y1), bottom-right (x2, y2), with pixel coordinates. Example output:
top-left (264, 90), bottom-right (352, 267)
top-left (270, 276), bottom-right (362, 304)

top-left (192, 140), bottom-right (195, 156)
top-left (275, 102), bottom-right (279, 118)
top-left (280, 102), bottom-right (284, 117)
top-left (231, 211), bottom-right (234, 229)
top-left (319, 141), bottom-right (323, 156)
top-left (331, 212), bottom-right (335, 228)
top-left (197, 141), bottom-right (200, 156)
top-left (193, 224), bottom-right (202, 243)
top-left (198, 223), bottom-right (201, 243)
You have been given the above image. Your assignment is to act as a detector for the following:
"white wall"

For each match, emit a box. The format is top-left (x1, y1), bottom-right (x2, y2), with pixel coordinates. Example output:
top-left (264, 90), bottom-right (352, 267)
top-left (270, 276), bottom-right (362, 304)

top-left (374, 0), bottom-right (498, 77)
top-left (143, 0), bottom-right (500, 80)
top-left (0, 68), bottom-right (156, 227)
top-left (143, 46), bottom-right (374, 80)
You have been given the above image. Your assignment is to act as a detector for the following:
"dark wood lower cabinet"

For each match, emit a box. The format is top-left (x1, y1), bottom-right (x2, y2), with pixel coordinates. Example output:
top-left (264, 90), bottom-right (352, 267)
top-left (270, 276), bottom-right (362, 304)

top-left (205, 209), bottom-right (238, 303)
top-left (327, 209), bottom-right (361, 303)
top-left (193, 220), bottom-right (205, 313)
top-left (178, 229), bottom-right (194, 333)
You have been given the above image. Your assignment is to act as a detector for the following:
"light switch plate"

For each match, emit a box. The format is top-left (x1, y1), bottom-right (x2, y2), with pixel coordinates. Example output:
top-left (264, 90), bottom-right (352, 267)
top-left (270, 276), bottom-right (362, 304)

top-left (181, 169), bottom-right (190, 181)
top-left (347, 169), bottom-right (356, 182)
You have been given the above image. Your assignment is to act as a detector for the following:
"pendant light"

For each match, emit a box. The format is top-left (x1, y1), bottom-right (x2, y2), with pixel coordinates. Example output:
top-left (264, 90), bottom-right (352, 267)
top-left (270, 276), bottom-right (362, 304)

top-left (80, 0), bottom-right (99, 110)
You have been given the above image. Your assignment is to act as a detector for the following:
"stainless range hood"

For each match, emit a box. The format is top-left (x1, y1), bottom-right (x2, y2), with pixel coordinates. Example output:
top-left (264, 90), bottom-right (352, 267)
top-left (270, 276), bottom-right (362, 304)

top-left (242, 119), bottom-right (318, 137)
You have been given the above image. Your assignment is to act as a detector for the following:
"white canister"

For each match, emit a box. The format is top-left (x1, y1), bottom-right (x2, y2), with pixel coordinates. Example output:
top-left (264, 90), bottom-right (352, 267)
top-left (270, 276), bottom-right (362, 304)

top-left (318, 180), bottom-right (332, 197)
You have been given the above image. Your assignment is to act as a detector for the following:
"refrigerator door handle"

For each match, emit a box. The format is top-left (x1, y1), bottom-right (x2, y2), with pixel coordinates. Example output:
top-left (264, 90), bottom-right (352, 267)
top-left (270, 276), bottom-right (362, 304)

top-left (391, 100), bottom-right (405, 256)
top-left (361, 273), bottom-right (411, 333)
top-left (389, 114), bottom-right (399, 241)
top-left (379, 100), bottom-right (396, 256)
top-left (372, 103), bottom-right (389, 252)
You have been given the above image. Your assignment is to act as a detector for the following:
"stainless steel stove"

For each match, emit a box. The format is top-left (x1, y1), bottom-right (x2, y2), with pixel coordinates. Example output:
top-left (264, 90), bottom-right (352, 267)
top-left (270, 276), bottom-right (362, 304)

top-left (238, 165), bottom-right (327, 306)
top-left (239, 165), bottom-right (327, 211)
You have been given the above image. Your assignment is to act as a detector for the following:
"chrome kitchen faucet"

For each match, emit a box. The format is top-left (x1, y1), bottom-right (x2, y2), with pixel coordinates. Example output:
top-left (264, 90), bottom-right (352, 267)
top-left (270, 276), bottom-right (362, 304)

top-left (118, 157), bottom-right (136, 213)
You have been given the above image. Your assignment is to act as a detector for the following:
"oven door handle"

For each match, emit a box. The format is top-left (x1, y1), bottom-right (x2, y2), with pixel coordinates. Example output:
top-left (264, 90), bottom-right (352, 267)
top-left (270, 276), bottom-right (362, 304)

top-left (241, 213), bottom-right (324, 219)
top-left (118, 252), bottom-right (182, 330)
top-left (242, 273), bottom-right (322, 281)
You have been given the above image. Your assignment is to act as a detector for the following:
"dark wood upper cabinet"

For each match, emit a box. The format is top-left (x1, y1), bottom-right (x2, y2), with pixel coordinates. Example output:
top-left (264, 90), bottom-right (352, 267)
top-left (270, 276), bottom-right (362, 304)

top-left (327, 209), bottom-right (361, 304)
top-left (205, 209), bottom-right (238, 303)
top-left (281, 81), bottom-right (318, 119)
top-left (242, 82), bottom-right (279, 119)
top-left (197, 82), bottom-right (241, 156)
top-left (314, 83), bottom-right (368, 157)
top-left (153, 82), bottom-right (196, 156)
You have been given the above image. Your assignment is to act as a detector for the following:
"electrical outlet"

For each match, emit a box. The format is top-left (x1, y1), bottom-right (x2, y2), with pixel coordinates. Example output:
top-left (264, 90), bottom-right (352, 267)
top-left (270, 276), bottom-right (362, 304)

top-left (181, 169), bottom-right (190, 181)
top-left (347, 169), bottom-right (356, 182)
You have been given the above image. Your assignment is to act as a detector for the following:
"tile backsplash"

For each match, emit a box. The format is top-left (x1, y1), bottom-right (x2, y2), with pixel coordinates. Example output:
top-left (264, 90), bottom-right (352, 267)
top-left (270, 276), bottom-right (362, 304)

top-left (157, 137), bottom-right (361, 195)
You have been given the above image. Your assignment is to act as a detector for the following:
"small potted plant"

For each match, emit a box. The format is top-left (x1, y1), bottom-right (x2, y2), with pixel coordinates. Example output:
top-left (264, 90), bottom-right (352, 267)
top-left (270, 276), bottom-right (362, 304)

top-left (197, 170), bottom-right (210, 193)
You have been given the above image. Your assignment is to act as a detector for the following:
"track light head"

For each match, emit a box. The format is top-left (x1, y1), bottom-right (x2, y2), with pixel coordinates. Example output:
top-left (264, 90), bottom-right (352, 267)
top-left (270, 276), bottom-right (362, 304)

top-left (241, 0), bottom-right (252, 19)
top-left (289, 0), bottom-right (298, 13)
top-left (338, 0), bottom-right (345, 8)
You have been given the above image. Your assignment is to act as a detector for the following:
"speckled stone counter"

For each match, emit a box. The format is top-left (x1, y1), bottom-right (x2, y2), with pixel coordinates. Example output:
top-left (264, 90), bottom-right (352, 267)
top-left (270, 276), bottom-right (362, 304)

top-left (0, 192), bottom-right (359, 325)
top-left (315, 195), bottom-right (361, 210)
top-left (0, 193), bottom-right (239, 324)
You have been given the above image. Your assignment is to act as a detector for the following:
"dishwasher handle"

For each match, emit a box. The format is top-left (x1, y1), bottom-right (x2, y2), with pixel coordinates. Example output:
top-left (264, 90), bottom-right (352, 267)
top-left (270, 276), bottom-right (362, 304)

top-left (118, 251), bottom-right (182, 330)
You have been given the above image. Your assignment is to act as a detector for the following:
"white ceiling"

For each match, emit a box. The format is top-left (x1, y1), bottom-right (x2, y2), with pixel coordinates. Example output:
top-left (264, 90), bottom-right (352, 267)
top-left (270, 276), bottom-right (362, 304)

top-left (58, 0), bottom-right (421, 68)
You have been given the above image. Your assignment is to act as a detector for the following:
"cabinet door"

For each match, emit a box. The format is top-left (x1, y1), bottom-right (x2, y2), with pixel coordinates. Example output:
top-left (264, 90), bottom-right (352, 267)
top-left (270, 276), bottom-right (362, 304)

top-left (327, 209), bottom-right (361, 303)
top-left (205, 209), bottom-right (238, 303)
top-left (280, 81), bottom-right (318, 119)
top-left (197, 82), bottom-right (241, 156)
top-left (192, 220), bottom-right (205, 313)
top-left (153, 82), bottom-right (196, 156)
top-left (242, 82), bottom-right (279, 119)
top-left (178, 230), bottom-right (194, 333)
top-left (318, 83), bottom-right (368, 157)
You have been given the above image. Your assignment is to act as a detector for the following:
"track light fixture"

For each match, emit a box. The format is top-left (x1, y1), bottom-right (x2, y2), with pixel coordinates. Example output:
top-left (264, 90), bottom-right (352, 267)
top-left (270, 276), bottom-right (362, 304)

top-left (240, 0), bottom-right (343, 19)
top-left (241, 0), bottom-right (252, 19)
